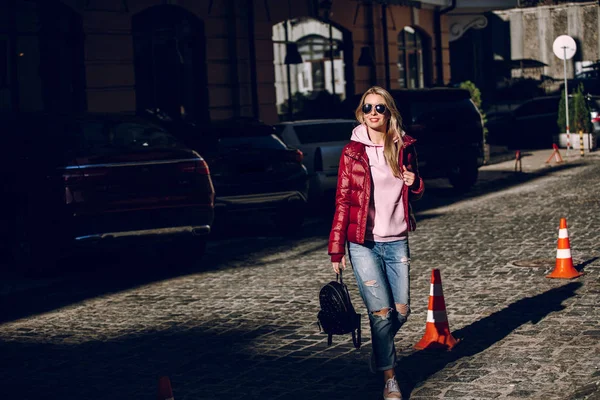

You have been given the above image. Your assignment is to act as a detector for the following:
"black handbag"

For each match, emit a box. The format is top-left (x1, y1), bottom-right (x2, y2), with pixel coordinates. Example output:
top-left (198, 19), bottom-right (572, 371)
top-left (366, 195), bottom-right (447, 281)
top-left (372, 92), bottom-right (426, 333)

top-left (317, 270), bottom-right (361, 349)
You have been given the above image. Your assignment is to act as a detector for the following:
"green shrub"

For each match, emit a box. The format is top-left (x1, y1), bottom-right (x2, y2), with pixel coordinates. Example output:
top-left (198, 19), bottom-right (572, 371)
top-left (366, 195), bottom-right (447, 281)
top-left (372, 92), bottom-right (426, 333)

top-left (459, 81), bottom-right (488, 143)
top-left (559, 83), bottom-right (593, 133)
top-left (572, 83), bottom-right (592, 133)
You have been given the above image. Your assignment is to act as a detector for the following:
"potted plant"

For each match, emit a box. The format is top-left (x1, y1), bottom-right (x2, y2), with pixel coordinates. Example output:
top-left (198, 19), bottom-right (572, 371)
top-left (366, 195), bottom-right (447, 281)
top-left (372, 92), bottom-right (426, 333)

top-left (557, 83), bottom-right (595, 151)
top-left (572, 83), bottom-right (594, 152)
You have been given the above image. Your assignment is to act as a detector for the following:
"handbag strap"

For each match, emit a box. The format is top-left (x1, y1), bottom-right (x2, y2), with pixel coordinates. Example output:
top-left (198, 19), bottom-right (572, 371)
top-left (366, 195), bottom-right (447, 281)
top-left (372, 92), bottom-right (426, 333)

top-left (337, 269), bottom-right (344, 284)
top-left (336, 269), bottom-right (354, 308)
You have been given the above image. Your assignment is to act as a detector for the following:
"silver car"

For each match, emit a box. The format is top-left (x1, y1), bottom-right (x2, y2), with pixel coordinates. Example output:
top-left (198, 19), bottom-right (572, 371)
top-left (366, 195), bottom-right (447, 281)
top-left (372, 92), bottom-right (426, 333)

top-left (275, 119), bottom-right (358, 203)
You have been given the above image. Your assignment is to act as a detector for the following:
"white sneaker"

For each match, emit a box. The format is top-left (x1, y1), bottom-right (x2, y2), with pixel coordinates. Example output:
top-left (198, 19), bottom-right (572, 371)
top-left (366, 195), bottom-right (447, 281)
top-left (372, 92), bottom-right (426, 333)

top-left (383, 376), bottom-right (401, 399)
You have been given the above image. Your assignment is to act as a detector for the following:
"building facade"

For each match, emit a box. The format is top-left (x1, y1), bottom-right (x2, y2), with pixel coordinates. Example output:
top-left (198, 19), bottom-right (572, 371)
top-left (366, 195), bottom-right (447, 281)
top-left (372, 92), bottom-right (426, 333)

top-left (449, 1), bottom-right (600, 102)
top-left (494, 2), bottom-right (600, 81)
top-left (0, 0), bottom-right (469, 124)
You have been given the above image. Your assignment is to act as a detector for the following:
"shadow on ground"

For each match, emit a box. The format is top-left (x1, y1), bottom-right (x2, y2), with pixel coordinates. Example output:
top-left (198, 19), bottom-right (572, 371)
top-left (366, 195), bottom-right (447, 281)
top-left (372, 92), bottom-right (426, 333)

top-left (0, 320), bottom-right (370, 400)
top-left (0, 283), bottom-right (582, 400)
top-left (575, 257), bottom-right (599, 272)
top-left (396, 282), bottom-right (582, 399)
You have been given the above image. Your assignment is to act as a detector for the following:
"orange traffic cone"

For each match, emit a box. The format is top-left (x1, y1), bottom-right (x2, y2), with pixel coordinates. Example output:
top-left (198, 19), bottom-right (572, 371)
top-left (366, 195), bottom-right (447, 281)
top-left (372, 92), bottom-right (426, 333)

top-left (157, 376), bottom-right (175, 400)
top-left (414, 269), bottom-right (459, 351)
top-left (546, 218), bottom-right (583, 279)
top-left (514, 150), bottom-right (522, 172)
top-left (545, 144), bottom-right (564, 164)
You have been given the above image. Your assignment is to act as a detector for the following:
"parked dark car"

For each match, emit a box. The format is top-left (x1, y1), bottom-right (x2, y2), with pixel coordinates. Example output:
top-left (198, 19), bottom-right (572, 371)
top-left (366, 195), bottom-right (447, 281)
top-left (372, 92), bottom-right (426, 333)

top-left (0, 113), bottom-right (215, 275)
top-left (487, 94), bottom-right (600, 150)
top-left (486, 96), bottom-right (560, 150)
top-left (342, 88), bottom-right (485, 190)
top-left (142, 111), bottom-right (309, 234)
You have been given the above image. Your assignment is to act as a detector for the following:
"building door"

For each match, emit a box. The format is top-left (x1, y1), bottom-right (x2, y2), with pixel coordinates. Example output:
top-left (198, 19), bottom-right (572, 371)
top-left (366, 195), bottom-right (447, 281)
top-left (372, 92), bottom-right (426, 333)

top-left (132, 5), bottom-right (208, 122)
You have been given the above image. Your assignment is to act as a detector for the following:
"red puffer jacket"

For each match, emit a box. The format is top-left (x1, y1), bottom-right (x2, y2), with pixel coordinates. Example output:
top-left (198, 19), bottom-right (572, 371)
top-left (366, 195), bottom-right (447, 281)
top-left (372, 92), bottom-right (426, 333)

top-left (328, 135), bottom-right (424, 262)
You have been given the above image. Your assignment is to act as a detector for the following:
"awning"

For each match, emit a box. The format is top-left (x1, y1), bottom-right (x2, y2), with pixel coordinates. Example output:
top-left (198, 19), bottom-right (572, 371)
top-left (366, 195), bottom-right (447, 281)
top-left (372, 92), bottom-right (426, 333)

top-left (508, 59), bottom-right (548, 69)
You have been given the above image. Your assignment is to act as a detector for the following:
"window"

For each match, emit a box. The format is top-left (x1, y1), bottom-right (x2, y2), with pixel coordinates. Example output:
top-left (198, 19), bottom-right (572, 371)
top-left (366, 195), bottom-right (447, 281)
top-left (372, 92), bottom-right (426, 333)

top-left (292, 122), bottom-right (355, 144)
top-left (73, 121), bottom-right (180, 150)
top-left (297, 34), bottom-right (344, 95)
top-left (272, 18), bottom-right (347, 116)
top-left (398, 27), bottom-right (425, 89)
top-left (514, 98), bottom-right (559, 118)
top-left (112, 122), bottom-right (180, 149)
top-left (218, 135), bottom-right (287, 150)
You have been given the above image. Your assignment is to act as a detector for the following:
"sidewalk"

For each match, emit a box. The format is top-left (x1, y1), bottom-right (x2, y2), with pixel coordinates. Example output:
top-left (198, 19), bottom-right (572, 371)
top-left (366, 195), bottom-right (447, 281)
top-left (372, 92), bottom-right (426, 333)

top-left (484, 146), bottom-right (599, 173)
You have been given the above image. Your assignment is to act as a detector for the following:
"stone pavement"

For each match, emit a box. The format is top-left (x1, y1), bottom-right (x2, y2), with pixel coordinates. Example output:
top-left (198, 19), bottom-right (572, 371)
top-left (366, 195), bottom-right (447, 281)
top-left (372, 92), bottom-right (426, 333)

top-left (0, 147), bottom-right (599, 399)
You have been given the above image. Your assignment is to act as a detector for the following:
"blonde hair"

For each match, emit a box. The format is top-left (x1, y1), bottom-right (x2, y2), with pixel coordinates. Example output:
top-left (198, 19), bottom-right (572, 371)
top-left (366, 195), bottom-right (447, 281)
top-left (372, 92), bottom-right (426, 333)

top-left (355, 86), bottom-right (404, 178)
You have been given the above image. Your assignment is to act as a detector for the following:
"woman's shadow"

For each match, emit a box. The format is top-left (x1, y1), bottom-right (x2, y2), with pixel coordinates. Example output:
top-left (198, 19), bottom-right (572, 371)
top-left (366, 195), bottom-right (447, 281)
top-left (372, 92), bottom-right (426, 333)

top-left (395, 282), bottom-right (583, 398)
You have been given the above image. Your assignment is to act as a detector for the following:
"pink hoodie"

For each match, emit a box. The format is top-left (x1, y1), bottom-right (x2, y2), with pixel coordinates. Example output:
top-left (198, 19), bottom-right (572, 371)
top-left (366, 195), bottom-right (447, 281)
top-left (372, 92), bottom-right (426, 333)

top-left (350, 124), bottom-right (407, 242)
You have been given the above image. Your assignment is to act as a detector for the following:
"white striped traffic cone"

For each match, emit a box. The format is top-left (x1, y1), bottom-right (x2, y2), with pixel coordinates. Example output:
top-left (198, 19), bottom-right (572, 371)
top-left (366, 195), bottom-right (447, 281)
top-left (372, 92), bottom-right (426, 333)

top-left (546, 218), bottom-right (583, 279)
top-left (414, 269), bottom-right (459, 351)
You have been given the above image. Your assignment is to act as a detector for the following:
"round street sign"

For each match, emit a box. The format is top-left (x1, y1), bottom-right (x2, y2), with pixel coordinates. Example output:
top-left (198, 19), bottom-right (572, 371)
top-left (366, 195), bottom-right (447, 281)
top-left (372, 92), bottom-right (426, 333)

top-left (553, 35), bottom-right (577, 60)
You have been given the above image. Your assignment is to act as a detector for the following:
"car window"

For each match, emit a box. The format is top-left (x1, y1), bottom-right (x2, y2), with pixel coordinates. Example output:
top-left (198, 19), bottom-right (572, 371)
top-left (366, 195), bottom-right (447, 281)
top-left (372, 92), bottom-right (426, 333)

top-left (410, 101), bottom-right (451, 122)
top-left (77, 121), bottom-right (108, 148)
top-left (111, 122), bottom-right (180, 148)
top-left (75, 121), bottom-right (181, 150)
top-left (292, 122), bottom-right (355, 144)
top-left (486, 111), bottom-right (511, 123)
top-left (514, 98), bottom-right (559, 118)
top-left (218, 134), bottom-right (288, 150)
top-left (213, 120), bottom-right (277, 138)
top-left (274, 125), bottom-right (286, 138)
top-left (410, 99), bottom-right (479, 124)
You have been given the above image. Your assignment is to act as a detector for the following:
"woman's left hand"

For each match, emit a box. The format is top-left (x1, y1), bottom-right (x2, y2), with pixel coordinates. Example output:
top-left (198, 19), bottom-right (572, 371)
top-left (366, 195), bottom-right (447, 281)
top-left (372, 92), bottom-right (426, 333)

top-left (402, 165), bottom-right (415, 187)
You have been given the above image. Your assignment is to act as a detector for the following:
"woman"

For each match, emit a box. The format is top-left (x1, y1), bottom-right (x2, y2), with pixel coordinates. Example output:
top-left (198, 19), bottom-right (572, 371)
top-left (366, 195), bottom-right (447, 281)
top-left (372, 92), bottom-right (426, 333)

top-left (328, 86), bottom-right (424, 399)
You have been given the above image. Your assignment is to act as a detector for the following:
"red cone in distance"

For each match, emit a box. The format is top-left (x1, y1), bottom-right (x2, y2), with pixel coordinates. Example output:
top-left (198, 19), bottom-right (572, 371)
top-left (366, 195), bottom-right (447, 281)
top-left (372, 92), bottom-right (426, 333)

top-left (546, 218), bottom-right (583, 279)
top-left (157, 376), bottom-right (175, 400)
top-left (546, 143), bottom-right (564, 164)
top-left (414, 269), bottom-right (458, 351)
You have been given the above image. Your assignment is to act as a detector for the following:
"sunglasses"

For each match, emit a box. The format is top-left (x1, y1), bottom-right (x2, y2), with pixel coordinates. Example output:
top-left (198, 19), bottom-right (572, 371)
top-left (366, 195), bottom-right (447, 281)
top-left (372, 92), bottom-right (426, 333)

top-left (362, 103), bottom-right (387, 115)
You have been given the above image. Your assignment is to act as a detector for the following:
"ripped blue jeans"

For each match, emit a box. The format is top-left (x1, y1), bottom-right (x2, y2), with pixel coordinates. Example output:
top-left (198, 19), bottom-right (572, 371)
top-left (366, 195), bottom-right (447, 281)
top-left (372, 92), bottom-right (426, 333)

top-left (348, 239), bottom-right (410, 371)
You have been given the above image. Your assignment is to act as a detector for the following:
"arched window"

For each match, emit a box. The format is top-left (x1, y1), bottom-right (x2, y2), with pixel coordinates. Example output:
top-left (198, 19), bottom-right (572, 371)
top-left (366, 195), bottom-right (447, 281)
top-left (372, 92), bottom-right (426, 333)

top-left (398, 26), bottom-right (425, 89)
top-left (296, 34), bottom-right (344, 94)
top-left (272, 18), bottom-right (346, 118)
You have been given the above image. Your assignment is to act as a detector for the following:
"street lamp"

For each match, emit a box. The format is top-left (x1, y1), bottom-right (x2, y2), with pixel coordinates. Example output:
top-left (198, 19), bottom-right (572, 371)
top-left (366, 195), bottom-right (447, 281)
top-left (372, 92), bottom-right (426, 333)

top-left (553, 35), bottom-right (577, 156)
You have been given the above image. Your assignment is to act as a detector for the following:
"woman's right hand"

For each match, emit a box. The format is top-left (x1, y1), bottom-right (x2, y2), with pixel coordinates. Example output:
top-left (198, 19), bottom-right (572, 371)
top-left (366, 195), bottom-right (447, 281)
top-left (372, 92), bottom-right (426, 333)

top-left (332, 256), bottom-right (347, 274)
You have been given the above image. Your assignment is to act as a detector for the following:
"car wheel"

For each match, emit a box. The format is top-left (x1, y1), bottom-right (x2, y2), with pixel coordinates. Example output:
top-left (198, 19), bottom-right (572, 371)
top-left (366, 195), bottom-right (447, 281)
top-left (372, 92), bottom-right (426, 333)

top-left (448, 159), bottom-right (479, 191)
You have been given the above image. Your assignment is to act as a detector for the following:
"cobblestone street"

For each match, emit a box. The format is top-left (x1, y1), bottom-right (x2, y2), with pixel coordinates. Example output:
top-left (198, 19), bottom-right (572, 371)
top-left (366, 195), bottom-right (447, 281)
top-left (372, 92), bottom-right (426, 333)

top-left (1, 150), bottom-right (599, 399)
